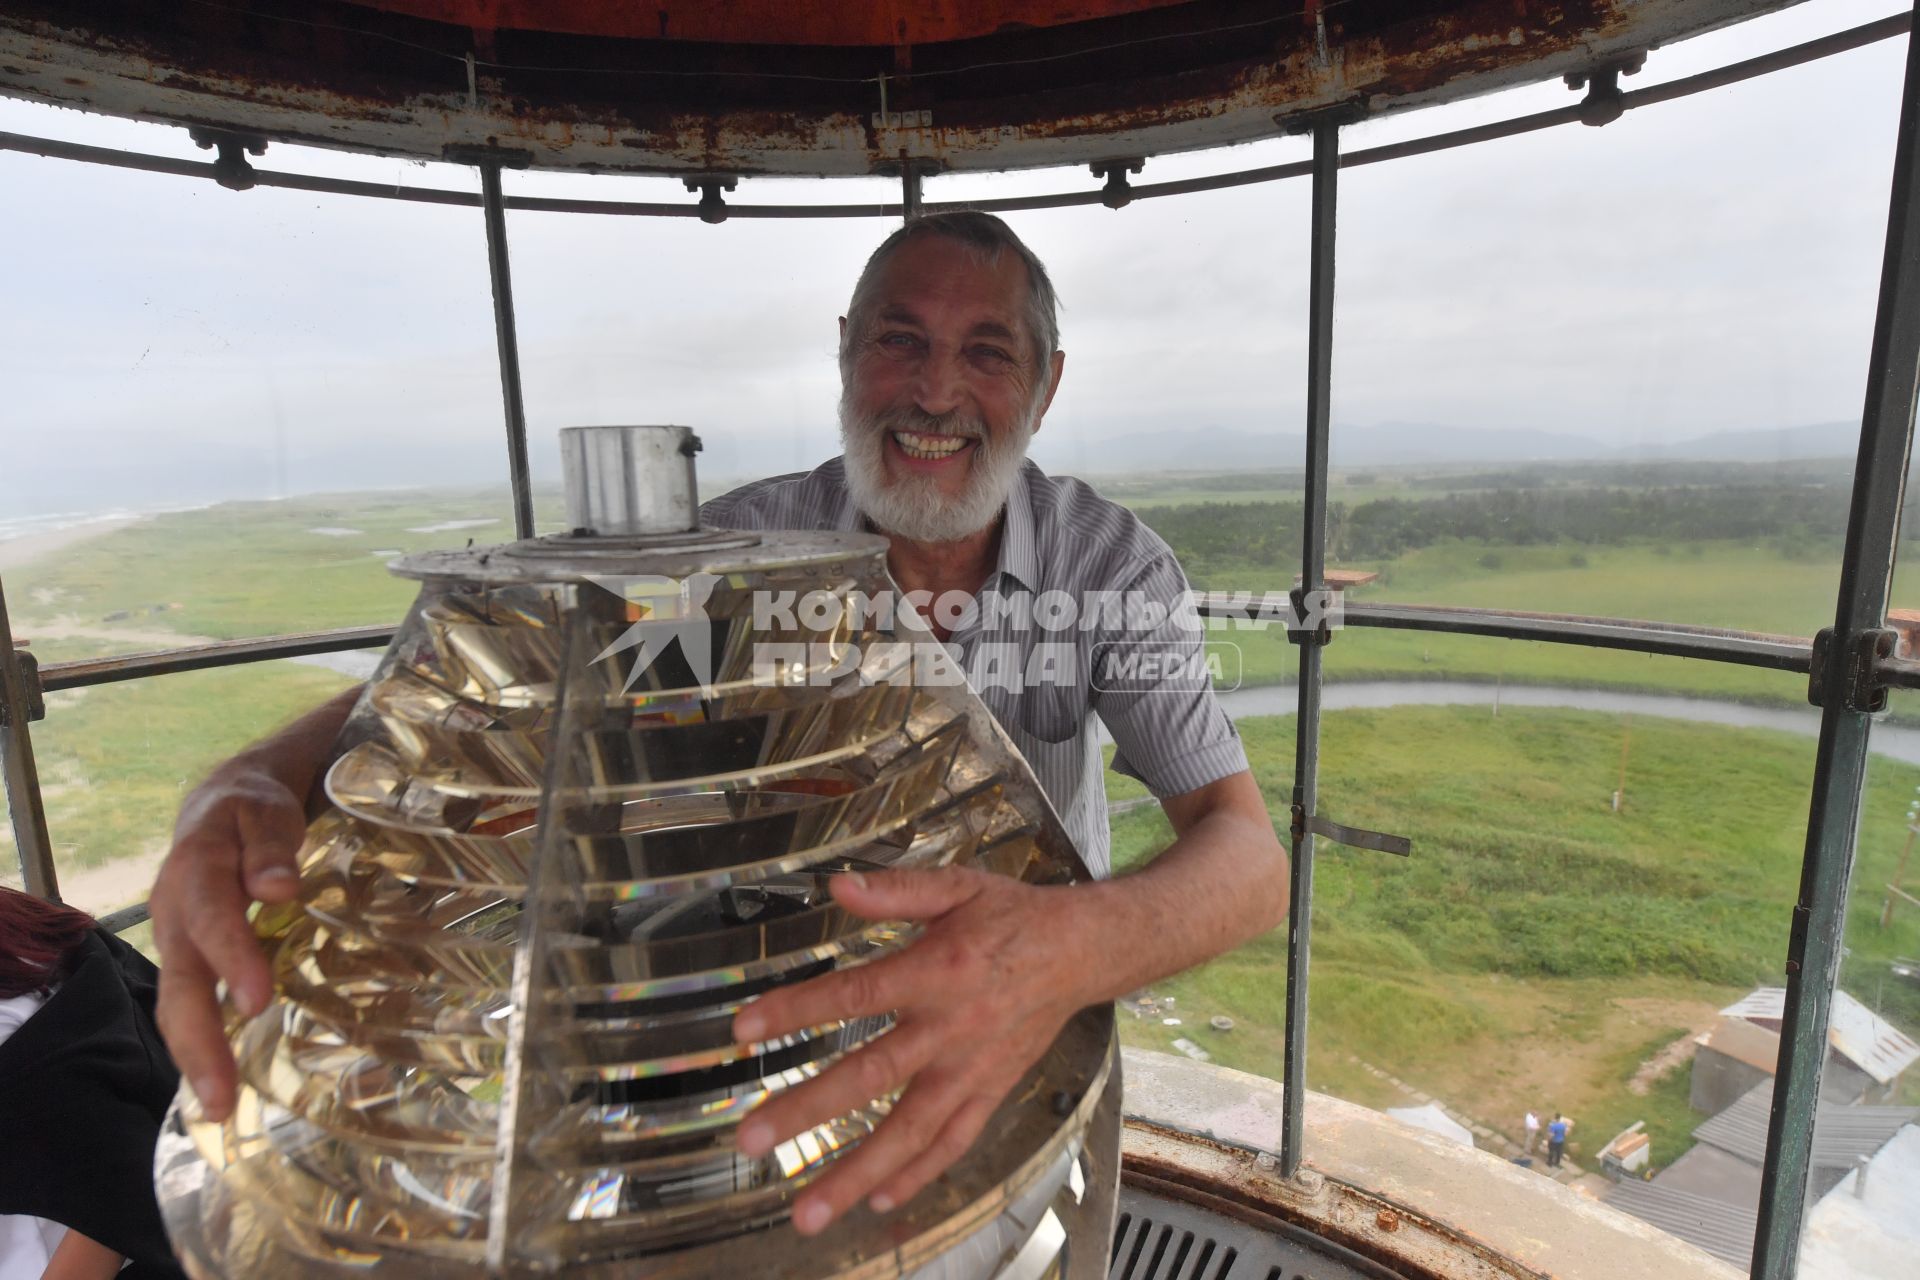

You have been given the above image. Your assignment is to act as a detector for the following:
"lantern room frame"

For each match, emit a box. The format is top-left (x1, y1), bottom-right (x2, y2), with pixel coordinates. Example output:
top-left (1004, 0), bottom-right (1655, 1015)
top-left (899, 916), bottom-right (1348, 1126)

top-left (3, 6), bottom-right (1919, 1277)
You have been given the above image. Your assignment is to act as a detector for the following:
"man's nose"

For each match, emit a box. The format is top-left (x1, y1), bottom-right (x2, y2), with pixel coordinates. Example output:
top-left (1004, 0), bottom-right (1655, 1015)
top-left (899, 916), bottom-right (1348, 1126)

top-left (910, 345), bottom-right (966, 416)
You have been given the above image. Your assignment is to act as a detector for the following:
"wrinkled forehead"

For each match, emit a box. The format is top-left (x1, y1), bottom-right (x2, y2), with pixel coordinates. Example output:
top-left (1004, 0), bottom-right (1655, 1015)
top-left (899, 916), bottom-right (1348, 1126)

top-left (860, 236), bottom-right (1035, 341)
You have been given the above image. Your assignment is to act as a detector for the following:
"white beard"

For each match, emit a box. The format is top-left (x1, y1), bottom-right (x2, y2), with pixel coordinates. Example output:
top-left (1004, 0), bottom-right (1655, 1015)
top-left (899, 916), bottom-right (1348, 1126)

top-left (838, 393), bottom-right (1037, 544)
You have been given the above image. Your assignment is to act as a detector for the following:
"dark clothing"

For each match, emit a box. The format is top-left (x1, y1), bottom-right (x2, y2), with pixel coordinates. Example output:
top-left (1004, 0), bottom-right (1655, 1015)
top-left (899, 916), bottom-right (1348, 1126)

top-left (0, 929), bottom-right (187, 1279)
top-left (1546, 1118), bottom-right (1570, 1168)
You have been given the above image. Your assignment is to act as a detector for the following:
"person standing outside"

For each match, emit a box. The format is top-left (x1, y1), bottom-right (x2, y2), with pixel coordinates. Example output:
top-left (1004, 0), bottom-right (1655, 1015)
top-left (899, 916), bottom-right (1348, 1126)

top-left (1523, 1108), bottom-right (1540, 1157)
top-left (1547, 1113), bottom-right (1572, 1169)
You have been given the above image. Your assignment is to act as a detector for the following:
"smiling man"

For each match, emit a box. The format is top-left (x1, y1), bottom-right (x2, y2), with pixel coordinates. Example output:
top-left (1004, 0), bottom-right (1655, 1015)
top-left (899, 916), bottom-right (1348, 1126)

top-left (147, 210), bottom-right (1289, 1246)
top-left (695, 211), bottom-right (1291, 1233)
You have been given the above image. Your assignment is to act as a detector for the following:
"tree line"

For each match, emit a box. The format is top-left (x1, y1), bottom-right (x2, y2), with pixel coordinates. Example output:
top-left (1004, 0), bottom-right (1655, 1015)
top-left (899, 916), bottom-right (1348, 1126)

top-left (1135, 483), bottom-right (1882, 566)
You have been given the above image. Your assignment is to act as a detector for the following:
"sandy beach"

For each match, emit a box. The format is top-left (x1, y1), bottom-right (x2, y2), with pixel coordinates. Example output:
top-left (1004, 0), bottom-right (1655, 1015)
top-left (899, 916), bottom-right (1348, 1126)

top-left (0, 514), bottom-right (147, 573)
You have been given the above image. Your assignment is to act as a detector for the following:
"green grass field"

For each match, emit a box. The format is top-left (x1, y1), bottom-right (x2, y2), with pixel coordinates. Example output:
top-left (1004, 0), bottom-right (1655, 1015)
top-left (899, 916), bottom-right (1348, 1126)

top-left (1107, 707), bottom-right (1920, 1171)
top-left (1176, 535), bottom-right (1920, 713)
top-left (6, 490), bottom-right (1878, 713)
top-left (6, 489), bottom-right (541, 659)
top-left (0, 663), bottom-right (357, 906)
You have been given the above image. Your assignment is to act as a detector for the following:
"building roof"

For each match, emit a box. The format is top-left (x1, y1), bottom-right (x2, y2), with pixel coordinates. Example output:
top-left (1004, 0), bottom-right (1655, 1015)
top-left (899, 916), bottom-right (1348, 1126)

top-left (1696, 1015), bottom-right (1782, 1074)
top-left (1692, 1081), bottom-right (1920, 1172)
top-left (1798, 1125), bottom-right (1920, 1280)
top-left (1604, 1178), bottom-right (1757, 1271)
top-left (1718, 987), bottom-right (1920, 1085)
top-left (1386, 1103), bottom-right (1475, 1148)
top-left (1294, 569), bottom-right (1380, 589)
top-left (1651, 1141), bottom-right (1763, 1208)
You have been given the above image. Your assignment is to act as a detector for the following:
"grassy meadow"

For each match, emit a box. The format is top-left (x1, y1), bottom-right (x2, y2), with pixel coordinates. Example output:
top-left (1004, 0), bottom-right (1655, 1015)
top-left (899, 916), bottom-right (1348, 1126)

top-left (1107, 707), bottom-right (1920, 1172)
top-left (5, 489), bottom-right (529, 658)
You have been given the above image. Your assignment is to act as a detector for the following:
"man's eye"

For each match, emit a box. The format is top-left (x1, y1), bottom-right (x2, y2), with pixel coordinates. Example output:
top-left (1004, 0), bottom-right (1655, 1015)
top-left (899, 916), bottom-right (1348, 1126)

top-left (971, 346), bottom-right (1013, 365)
top-left (879, 332), bottom-right (922, 349)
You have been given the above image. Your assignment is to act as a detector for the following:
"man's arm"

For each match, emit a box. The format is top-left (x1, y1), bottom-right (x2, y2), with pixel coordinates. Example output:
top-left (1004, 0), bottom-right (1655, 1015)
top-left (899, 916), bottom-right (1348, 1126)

top-left (729, 767), bottom-right (1286, 1235)
top-left (150, 686), bottom-right (361, 1122)
top-left (41, 1227), bottom-right (124, 1280)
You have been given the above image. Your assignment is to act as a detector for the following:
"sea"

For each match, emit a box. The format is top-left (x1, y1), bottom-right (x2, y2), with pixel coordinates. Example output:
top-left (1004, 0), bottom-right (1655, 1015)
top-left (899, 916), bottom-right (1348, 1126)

top-left (0, 503), bottom-right (213, 547)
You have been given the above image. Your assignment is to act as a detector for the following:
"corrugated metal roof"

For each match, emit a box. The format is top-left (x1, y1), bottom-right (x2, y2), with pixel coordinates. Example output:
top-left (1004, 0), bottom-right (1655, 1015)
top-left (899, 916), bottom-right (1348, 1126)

top-left (1718, 987), bottom-right (1920, 1085)
top-left (1603, 1178), bottom-right (1757, 1270)
top-left (1692, 1080), bottom-right (1920, 1170)
top-left (1697, 1015), bottom-right (1780, 1073)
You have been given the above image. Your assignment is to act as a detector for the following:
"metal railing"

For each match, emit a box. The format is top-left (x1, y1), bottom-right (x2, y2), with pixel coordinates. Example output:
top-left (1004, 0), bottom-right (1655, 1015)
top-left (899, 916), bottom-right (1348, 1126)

top-left (2, 11), bottom-right (1918, 1279)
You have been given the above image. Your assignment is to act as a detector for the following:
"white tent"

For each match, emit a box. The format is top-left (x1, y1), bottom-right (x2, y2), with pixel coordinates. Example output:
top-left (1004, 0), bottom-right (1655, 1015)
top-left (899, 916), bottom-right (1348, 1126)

top-left (1387, 1104), bottom-right (1475, 1149)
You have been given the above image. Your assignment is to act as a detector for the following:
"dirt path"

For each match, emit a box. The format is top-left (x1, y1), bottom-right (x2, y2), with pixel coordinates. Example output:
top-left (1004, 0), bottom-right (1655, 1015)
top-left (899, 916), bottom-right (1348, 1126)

top-left (17, 617), bottom-right (221, 649)
top-left (1, 839), bottom-right (167, 916)
top-left (1629, 1022), bottom-right (1707, 1095)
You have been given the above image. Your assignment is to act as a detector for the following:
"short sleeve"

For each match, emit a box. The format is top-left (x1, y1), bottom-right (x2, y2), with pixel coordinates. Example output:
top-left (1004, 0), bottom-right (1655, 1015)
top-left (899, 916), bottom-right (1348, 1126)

top-left (1092, 556), bottom-right (1248, 798)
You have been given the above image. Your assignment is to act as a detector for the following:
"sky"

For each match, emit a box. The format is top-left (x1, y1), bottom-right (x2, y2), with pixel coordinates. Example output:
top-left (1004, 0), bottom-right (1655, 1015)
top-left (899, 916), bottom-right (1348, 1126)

top-left (0, 0), bottom-right (1913, 515)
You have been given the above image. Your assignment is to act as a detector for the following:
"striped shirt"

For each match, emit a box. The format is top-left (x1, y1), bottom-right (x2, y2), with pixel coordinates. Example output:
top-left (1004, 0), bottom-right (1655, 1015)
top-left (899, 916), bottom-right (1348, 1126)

top-left (701, 457), bottom-right (1248, 877)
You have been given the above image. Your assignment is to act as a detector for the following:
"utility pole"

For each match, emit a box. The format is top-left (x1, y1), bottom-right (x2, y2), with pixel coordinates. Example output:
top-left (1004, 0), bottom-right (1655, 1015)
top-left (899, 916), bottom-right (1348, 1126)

top-left (1612, 716), bottom-right (1631, 813)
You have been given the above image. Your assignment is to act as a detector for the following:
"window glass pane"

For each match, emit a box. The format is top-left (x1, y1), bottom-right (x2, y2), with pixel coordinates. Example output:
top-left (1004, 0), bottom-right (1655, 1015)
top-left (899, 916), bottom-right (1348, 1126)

top-left (503, 174), bottom-right (889, 518)
top-left (1327, 10), bottom-right (1902, 635)
top-left (504, 147), bottom-right (1318, 520)
top-left (1302, 637), bottom-right (1814, 1268)
top-left (1013, 171), bottom-right (1311, 1071)
top-left (1, 98), bottom-right (509, 662)
top-left (1798, 693), bottom-right (1920, 1279)
top-left (0, 664), bottom-right (357, 923)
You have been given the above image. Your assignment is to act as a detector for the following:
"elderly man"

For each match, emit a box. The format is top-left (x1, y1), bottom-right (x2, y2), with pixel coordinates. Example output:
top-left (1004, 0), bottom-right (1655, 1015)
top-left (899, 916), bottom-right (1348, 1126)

top-left (150, 210), bottom-right (1288, 1240)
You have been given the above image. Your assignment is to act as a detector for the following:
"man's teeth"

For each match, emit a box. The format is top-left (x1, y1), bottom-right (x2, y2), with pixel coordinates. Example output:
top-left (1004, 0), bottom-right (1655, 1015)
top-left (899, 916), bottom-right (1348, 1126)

top-left (893, 431), bottom-right (971, 460)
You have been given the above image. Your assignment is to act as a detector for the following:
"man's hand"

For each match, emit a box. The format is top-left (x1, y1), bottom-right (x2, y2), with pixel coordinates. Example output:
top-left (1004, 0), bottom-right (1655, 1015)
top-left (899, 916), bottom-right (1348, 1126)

top-left (150, 687), bottom-right (360, 1122)
top-left (151, 762), bottom-right (308, 1121)
top-left (734, 771), bottom-right (1287, 1236)
top-left (731, 865), bottom-right (1095, 1236)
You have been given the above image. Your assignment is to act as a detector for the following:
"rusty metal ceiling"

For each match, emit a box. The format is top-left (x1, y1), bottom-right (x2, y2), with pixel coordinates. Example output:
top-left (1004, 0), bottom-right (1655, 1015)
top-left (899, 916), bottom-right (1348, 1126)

top-left (0, 1), bottom-right (1806, 176)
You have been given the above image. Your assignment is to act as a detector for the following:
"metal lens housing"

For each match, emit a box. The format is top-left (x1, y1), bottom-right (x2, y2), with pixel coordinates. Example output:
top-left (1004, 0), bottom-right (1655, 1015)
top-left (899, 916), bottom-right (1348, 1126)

top-left (155, 429), bottom-right (1120, 1278)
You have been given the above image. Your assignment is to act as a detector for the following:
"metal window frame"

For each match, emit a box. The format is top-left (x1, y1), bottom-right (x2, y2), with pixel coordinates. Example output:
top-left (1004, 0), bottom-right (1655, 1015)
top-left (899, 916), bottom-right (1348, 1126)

top-left (1, 12), bottom-right (1916, 1277)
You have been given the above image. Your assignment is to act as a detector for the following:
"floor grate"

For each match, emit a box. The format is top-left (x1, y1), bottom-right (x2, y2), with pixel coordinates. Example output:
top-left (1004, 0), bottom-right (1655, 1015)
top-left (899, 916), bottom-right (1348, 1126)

top-left (1107, 1186), bottom-right (1414, 1280)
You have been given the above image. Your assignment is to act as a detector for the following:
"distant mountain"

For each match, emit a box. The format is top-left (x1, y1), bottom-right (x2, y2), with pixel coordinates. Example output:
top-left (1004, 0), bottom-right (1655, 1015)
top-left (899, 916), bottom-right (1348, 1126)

top-left (1634, 422), bottom-right (1858, 462)
top-left (1331, 421), bottom-right (1614, 465)
top-left (1028, 420), bottom-right (1861, 475)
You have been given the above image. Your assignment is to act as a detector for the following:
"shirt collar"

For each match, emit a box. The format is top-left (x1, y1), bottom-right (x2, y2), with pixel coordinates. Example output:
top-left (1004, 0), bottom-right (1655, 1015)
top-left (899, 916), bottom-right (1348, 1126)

top-left (823, 456), bottom-right (865, 532)
top-left (994, 461), bottom-right (1041, 593)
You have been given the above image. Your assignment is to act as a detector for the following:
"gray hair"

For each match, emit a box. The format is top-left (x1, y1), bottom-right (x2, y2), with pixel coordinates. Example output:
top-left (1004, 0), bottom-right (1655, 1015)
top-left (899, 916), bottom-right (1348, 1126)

top-left (840, 211), bottom-right (1061, 377)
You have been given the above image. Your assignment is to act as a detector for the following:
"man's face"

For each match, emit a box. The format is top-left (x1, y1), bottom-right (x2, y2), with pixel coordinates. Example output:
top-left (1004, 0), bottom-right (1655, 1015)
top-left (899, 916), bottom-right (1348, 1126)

top-left (838, 235), bottom-right (1063, 543)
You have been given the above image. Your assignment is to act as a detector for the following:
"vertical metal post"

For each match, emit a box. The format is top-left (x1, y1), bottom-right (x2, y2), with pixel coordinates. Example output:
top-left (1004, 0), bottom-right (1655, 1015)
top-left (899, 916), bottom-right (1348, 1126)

top-left (0, 572), bottom-right (58, 901)
top-left (1280, 119), bottom-right (1338, 1178)
top-left (902, 164), bottom-right (924, 222)
top-left (1751, 12), bottom-right (1920, 1277)
top-left (478, 160), bottom-right (536, 540)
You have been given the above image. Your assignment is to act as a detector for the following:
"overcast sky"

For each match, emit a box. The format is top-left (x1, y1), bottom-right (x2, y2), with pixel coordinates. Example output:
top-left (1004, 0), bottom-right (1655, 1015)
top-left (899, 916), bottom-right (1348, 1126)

top-left (0, 0), bottom-right (1912, 515)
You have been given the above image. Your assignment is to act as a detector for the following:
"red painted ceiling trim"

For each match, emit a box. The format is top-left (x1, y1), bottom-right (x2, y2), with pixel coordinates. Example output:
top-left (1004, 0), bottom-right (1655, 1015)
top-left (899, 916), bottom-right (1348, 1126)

top-left (335, 0), bottom-right (1192, 46)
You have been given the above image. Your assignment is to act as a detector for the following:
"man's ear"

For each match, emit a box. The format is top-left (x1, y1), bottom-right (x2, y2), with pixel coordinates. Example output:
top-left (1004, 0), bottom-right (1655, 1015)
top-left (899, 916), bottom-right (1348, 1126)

top-left (1032, 349), bottom-right (1067, 428)
top-left (838, 316), bottom-right (848, 345)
